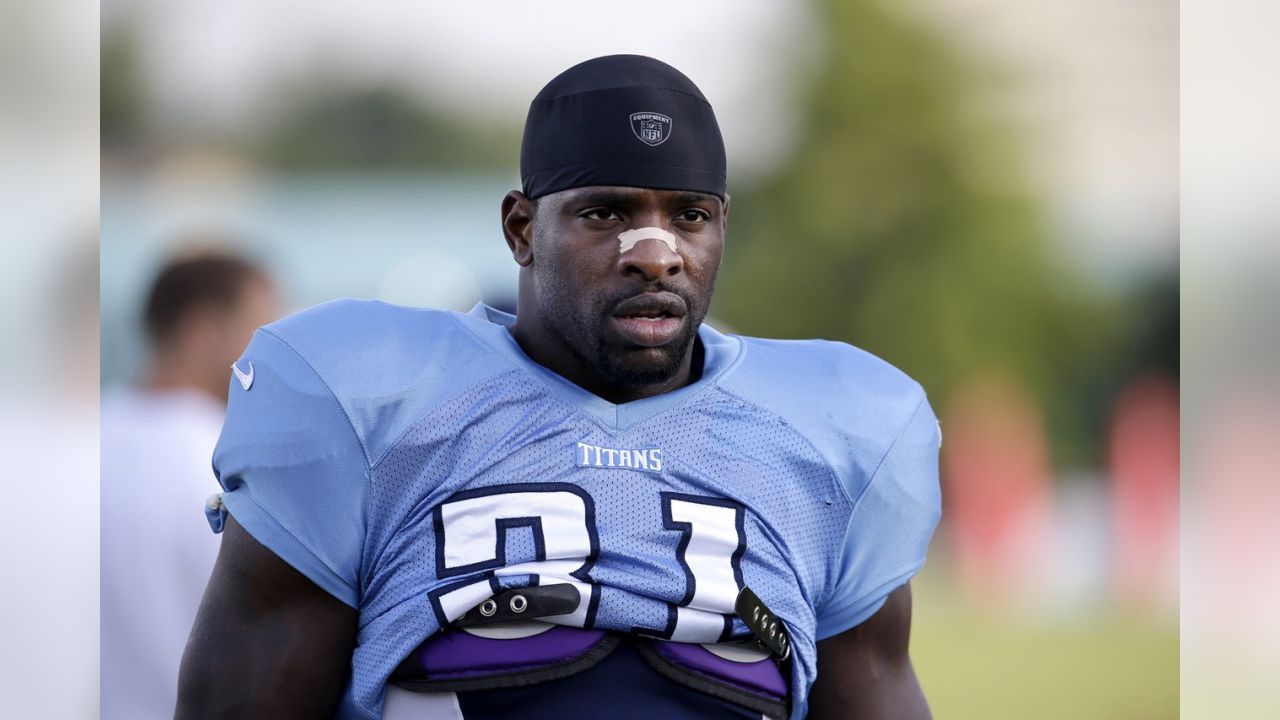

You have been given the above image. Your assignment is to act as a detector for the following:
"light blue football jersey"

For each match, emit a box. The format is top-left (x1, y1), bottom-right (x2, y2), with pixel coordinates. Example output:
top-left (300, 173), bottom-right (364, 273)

top-left (209, 300), bottom-right (941, 719)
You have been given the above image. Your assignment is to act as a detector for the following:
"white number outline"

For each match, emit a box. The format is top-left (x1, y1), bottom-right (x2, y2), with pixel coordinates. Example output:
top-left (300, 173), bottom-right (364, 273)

top-left (427, 486), bottom-right (747, 643)
top-left (654, 492), bottom-right (747, 641)
top-left (427, 483), bottom-right (600, 628)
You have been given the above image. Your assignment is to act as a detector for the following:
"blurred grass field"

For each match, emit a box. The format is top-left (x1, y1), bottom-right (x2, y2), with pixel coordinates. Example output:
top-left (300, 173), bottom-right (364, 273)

top-left (911, 582), bottom-right (1179, 719)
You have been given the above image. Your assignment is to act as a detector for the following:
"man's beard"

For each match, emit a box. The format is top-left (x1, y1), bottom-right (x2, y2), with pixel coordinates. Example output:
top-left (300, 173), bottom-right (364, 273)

top-left (591, 318), bottom-right (701, 387)
top-left (546, 284), bottom-right (705, 390)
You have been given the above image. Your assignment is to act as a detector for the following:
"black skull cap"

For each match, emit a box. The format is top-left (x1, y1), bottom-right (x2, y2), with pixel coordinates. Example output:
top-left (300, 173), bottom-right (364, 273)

top-left (520, 54), bottom-right (727, 200)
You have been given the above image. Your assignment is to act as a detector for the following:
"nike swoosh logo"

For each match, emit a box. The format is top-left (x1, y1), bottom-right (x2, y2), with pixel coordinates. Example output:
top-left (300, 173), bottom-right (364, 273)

top-left (231, 361), bottom-right (254, 391)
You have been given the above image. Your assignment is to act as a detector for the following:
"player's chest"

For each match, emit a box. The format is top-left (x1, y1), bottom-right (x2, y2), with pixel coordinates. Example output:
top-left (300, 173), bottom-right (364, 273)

top-left (364, 401), bottom-right (848, 592)
top-left (372, 400), bottom-right (837, 529)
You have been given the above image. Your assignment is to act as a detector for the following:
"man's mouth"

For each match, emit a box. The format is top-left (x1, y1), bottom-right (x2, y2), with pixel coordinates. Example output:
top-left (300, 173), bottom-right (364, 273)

top-left (609, 292), bottom-right (688, 347)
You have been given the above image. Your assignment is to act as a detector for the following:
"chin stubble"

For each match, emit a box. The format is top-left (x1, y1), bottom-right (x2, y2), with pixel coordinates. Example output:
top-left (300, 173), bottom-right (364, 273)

top-left (593, 319), bottom-right (698, 388)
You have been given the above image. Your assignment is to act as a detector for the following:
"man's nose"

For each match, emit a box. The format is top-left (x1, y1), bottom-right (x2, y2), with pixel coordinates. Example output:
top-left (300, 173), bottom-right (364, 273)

top-left (619, 235), bottom-right (684, 280)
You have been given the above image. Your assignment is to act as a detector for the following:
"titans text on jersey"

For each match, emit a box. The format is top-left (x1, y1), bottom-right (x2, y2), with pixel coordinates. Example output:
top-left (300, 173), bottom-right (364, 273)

top-left (205, 299), bottom-right (941, 719)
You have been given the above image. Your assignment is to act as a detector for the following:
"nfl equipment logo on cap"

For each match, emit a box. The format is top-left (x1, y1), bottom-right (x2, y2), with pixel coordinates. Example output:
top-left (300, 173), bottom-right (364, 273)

top-left (630, 111), bottom-right (672, 146)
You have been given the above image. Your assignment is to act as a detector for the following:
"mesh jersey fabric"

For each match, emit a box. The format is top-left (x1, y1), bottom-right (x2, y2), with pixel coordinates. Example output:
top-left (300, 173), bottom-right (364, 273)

top-left (210, 300), bottom-right (942, 719)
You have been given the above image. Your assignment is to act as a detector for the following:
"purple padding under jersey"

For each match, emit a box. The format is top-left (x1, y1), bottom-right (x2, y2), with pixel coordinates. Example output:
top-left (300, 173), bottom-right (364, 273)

top-left (653, 642), bottom-right (788, 701)
top-left (418, 627), bottom-right (608, 680)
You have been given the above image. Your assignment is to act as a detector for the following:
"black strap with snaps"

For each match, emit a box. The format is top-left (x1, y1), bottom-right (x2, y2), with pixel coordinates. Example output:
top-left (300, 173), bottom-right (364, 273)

top-left (735, 586), bottom-right (791, 660)
top-left (452, 583), bottom-right (581, 627)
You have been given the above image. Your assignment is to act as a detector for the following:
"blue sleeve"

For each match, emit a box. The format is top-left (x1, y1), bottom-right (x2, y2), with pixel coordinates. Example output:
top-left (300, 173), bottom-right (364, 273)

top-left (815, 392), bottom-right (942, 639)
top-left (210, 328), bottom-right (369, 608)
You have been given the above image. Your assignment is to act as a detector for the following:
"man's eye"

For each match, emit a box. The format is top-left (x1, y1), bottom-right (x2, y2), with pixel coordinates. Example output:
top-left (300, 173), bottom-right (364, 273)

top-left (581, 208), bottom-right (621, 222)
top-left (677, 209), bottom-right (710, 223)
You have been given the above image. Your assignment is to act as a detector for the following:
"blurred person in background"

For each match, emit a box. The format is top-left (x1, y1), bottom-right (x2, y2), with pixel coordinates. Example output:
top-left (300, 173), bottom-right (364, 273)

top-left (101, 248), bottom-right (280, 720)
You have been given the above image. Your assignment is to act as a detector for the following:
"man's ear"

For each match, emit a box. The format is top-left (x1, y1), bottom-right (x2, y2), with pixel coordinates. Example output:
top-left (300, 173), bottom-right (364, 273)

top-left (502, 190), bottom-right (535, 267)
top-left (718, 194), bottom-right (731, 270)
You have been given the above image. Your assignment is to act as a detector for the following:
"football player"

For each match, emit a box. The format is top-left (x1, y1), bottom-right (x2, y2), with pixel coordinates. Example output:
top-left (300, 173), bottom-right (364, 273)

top-left (177, 55), bottom-right (941, 720)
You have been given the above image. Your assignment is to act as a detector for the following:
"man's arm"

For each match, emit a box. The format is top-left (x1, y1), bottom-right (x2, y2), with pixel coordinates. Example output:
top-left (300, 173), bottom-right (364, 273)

top-left (807, 584), bottom-right (930, 720)
top-left (175, 514), bottom-right (358, 720)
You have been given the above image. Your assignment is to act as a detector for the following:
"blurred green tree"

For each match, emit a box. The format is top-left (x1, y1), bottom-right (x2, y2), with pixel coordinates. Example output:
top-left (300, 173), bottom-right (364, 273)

top-left (716, 0), bottom-right (1116, 466)
top-left (258, 86), bottom-right (517, 171)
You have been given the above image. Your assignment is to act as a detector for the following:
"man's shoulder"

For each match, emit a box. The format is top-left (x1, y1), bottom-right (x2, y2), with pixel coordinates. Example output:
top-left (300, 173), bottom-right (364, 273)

top-left (239, 299), bottom-right (514, 463)
top-left (263, 298), bottom-right (457, 363)
top-left (723, 332), bottom-right (924, 415)
top-left (257, 298), bottom-right (503, 387)
top-left (715, 331), bottom-right (929, 472)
